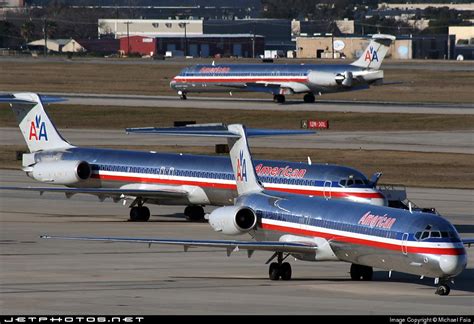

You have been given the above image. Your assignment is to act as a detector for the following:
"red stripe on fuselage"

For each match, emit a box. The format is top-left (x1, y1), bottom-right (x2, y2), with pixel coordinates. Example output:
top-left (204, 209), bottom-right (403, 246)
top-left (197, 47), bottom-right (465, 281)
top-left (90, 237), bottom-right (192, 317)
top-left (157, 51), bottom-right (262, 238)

top-left (266, 186), bottom-right (384, 199)
top-left (173, 77), bottom-right (308, 83)
top-left (261, 223), bottom-right (465, 256)
top-left (91, 173), bottom-right (383, 199)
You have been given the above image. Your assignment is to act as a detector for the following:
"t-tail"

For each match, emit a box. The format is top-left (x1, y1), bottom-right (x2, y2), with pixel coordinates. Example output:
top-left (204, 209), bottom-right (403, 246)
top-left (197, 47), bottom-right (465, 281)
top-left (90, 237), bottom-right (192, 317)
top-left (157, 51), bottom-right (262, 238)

top-left (126, 124), bottom-right (315, 195)
top-left (0, 92), bottom-right (72, 152)
top-left (351, 34), bottom-right (396, 70)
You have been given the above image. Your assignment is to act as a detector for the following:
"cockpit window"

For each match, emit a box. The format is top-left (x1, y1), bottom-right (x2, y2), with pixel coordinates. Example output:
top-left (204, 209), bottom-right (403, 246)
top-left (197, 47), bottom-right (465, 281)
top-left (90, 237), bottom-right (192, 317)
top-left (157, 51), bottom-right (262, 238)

top-left (415, 229), bottom-right (454, 241)
top-left (431, 231), bottom-right (441, 238)
top-left (339, 178), bottom-right (369, 188)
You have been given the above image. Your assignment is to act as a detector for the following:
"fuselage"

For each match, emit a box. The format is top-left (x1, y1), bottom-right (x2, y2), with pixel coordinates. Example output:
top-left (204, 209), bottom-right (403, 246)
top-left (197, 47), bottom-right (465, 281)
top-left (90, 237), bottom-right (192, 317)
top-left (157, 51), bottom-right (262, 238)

top-left (170, 64), bottom-right (383, 95)
top-left (239, 191), bottom-right (467, 279)
top-left (30, 147), bottom-right (386, 207)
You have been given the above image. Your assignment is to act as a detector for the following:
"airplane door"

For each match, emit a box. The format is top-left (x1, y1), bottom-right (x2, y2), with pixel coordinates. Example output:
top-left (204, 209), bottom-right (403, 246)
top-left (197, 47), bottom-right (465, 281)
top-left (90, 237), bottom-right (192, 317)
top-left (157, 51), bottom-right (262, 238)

top-left (401, 233), bottom-right (409, 255)
top-left (201, 44), bottom-right (210, 57)
top-left (324, 181), bottom-right (332, 200)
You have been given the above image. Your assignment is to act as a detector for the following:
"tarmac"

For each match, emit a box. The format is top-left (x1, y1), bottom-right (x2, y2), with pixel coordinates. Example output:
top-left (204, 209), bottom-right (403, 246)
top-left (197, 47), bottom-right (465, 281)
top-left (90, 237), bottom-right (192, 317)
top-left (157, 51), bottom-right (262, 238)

top-left (2, 127), bottom-right (473, 154)
top-left (0, 169), bottom-right (473, 314)
top-left (45, 92), bottom-right (474, 115)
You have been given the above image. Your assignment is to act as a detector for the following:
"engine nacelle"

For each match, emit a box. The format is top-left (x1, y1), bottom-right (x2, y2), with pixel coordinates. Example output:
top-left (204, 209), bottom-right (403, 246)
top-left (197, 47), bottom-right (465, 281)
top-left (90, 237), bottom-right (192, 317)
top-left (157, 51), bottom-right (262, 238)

top-left (308, 71), bottom-right (338, 87)
top-left (336, 71), bottom-right (353, 87)
top-left (29, 160), bottom-right (91, 185)
top-left (308, 71), bottom-right (353, 88)
top-left (208, 206), bottom-right (257, 235)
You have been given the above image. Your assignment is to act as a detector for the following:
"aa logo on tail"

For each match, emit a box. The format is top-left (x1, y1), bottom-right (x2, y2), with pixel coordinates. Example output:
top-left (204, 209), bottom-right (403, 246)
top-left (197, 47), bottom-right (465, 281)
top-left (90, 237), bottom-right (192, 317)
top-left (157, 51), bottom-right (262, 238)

top-left (236, 150), bottom-right (247, 182)
top-left (29, 114), bottom-right (48, 141)
top-left (364, 46), bottom-right (379, 62)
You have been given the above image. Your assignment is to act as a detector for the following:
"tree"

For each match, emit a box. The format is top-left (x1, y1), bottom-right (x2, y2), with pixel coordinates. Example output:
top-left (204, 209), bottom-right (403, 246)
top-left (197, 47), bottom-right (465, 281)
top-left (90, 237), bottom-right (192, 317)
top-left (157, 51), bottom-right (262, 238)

top-left (21, 21), bottom-right (35, 44)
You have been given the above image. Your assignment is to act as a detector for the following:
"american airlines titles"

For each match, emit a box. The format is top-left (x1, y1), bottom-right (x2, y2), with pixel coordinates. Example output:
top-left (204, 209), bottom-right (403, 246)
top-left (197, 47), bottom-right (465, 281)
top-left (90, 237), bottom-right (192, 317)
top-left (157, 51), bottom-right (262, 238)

top-left (199, 67), bottom-right (231, 74)
top-left (358, 211), bottom-right (396, 230)
top-left (255, 164), bottom-right (306, 178)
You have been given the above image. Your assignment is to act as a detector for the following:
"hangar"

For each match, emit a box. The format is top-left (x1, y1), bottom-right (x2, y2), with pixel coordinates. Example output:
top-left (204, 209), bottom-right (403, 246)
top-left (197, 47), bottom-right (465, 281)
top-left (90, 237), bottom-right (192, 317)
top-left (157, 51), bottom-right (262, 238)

top-left (119, 34), bottom-right (264, 58)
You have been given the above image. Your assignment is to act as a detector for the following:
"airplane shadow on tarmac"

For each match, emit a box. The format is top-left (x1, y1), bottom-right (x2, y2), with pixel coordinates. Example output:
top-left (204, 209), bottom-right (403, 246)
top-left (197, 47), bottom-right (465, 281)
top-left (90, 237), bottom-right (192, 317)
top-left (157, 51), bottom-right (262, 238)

top-left (170, 268), bottom-right (474, 294)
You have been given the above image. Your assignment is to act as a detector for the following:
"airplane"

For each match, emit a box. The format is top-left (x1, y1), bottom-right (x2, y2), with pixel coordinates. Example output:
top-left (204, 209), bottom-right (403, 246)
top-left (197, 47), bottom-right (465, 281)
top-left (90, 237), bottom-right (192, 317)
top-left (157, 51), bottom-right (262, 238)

top-left (170, 34), bottom-right (395, 103)
top-left (0, 92), bottom-right (387, 222)
top-left (41, 123), bottom-right (473, 296)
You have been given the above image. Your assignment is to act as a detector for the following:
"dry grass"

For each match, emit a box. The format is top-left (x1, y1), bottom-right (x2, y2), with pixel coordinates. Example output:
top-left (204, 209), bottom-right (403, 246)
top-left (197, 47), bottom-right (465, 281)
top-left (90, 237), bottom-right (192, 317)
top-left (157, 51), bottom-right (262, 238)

top-left (2, 144), bottom-right (472, 189)
top-left (1, 104), bottom-right (473, 131)
top-left (0, 59), bottom-right (473, 103)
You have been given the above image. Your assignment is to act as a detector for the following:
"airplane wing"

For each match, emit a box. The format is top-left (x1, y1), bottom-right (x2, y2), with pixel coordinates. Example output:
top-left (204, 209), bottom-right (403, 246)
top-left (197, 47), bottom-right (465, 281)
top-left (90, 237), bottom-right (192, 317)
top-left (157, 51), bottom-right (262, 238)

top-left (0, 186), bottom-right (188, 200)
top-left (40, 235), bottom-right (318, 255)
top-left (462, 238), bottom-right (474, 247)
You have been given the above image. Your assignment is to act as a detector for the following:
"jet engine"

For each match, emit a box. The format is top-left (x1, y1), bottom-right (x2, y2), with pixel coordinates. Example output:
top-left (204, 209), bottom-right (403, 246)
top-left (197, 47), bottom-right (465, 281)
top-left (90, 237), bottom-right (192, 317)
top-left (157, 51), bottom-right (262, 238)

top-left (308, 71), bottom-right (353, 88)
top-left (208, 206), bottom-right (257, 235)
top-left (29, 160), bottom-right (92, 185)
top-left (335, 71), bottom-right (353, 87)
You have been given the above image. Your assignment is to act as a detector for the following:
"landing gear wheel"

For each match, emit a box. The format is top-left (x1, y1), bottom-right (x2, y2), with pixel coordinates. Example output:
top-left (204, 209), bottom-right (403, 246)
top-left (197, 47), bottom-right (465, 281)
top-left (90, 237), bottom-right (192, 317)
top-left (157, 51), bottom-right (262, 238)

top-left (350, 264), bottom-right (373, 281)
top-left (184, 205), bottom-right (205, 221)
top-left (280, 262), bottom-right (292, 280)
top-left (436, 284), bottom-right (451, 296)
top-left (129, 206), bottom-right (150, 222)
top-left (180, 94), bottom-right (187, 100)
top-left (269, 262), bottom-right (280, 280)
top-left (303, 93), bottom-right (315, 103)
top-left (273, 94), bottom-right (285, 103)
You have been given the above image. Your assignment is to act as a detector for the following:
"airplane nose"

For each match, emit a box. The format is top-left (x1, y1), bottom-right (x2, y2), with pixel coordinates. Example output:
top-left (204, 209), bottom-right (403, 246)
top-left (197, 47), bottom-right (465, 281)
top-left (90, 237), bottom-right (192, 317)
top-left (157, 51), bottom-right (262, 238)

top-left (439, 253), bottom-right (467, 276)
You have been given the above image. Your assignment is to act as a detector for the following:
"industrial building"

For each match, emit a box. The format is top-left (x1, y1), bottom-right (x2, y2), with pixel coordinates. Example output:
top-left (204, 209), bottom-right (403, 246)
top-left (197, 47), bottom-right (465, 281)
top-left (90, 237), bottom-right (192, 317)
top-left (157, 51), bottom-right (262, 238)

top-left (119, 34), bottom-right (264, 58)
top-left (296, 36), bottom-right (412, 59)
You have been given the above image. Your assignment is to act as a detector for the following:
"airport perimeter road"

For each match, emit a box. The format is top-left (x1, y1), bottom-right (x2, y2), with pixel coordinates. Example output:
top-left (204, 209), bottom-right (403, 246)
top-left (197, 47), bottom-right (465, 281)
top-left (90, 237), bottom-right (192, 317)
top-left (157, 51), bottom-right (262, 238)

top-left (2, 127), bottom-right (473, 154)
top-left (0, 169), bottom-right (473, 315)
top-left (46, 92), bottom-right (474, 115)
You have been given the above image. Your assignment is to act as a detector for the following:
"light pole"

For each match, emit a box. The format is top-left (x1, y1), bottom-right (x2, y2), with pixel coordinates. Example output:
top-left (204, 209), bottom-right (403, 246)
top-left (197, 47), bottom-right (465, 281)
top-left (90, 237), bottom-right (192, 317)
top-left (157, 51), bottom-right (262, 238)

top-left (125, 20), bottom-right (133, 55)
top-left (179, 22), bottom-right (189, 57)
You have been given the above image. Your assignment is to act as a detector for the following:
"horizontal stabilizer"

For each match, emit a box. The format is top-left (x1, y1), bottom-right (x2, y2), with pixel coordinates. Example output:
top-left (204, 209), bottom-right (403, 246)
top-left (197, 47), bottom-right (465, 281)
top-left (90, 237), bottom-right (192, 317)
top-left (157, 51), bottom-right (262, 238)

top-left (127, 124), bottom-right (315, 138)
top-left (40, 235), bottom-right (318, 254)
top-left (463, 238), bottom-right (474, 247)
top-left (0, 93), bottom-right (67, 104)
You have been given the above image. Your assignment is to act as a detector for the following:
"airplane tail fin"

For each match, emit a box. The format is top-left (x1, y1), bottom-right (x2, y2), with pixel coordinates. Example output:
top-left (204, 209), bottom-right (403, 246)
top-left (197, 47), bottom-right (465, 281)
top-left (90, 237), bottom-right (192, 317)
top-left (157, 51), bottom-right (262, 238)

top-left (127, 124), bottom-right (315, 196)
top-left (351, 34), bottom-right (395, 70)
top-left (0, 93), bottom-right (72, 152)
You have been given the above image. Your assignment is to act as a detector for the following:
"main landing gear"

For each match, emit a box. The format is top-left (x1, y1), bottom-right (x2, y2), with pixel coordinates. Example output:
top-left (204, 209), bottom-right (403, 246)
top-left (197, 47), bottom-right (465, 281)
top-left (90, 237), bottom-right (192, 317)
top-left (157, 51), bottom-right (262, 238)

top-left (268, 252), bottom-right (292, 280)
top-left (350, 263), bottom-right (374, 281)
top-left (273, 94), bottom-right (286, 103)
top-left (178, 91), bottom-right (187, 100)
top-left (303, 93), bottom-right (316, 103)
top-left (184, 205), bottom-right (205, 221)
top-left (129, 206), bottom-right (150, 222)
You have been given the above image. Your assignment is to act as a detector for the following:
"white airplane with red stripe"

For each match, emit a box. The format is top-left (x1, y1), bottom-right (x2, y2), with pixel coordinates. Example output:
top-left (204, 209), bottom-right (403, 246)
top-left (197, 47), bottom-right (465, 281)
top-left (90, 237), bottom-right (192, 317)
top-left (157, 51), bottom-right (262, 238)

top-left (171, 34), bottom-right (395, 103)
top-left (1, 92), bottom-right (385, 222)
top-left (42, 123), bottom-right (473, 296)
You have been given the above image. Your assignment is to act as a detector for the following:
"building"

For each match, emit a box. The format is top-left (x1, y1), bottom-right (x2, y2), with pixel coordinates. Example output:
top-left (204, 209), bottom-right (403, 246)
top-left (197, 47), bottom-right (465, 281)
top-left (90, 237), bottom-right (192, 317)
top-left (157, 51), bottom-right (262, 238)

top-left (99, 19), bottom-right (203, 39)
top-left (119, 34), bottom-right (264, 58)
top-left (76, 39), bottom-right (120, 55)
top-left (27, 38), bottom-right (78, 52)
top-left (296, 36), bottom-right (412, 60)
top-left (449, 26), bottom-right (474, 60)
top-left (449, 26), bottom-right (474, 45)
